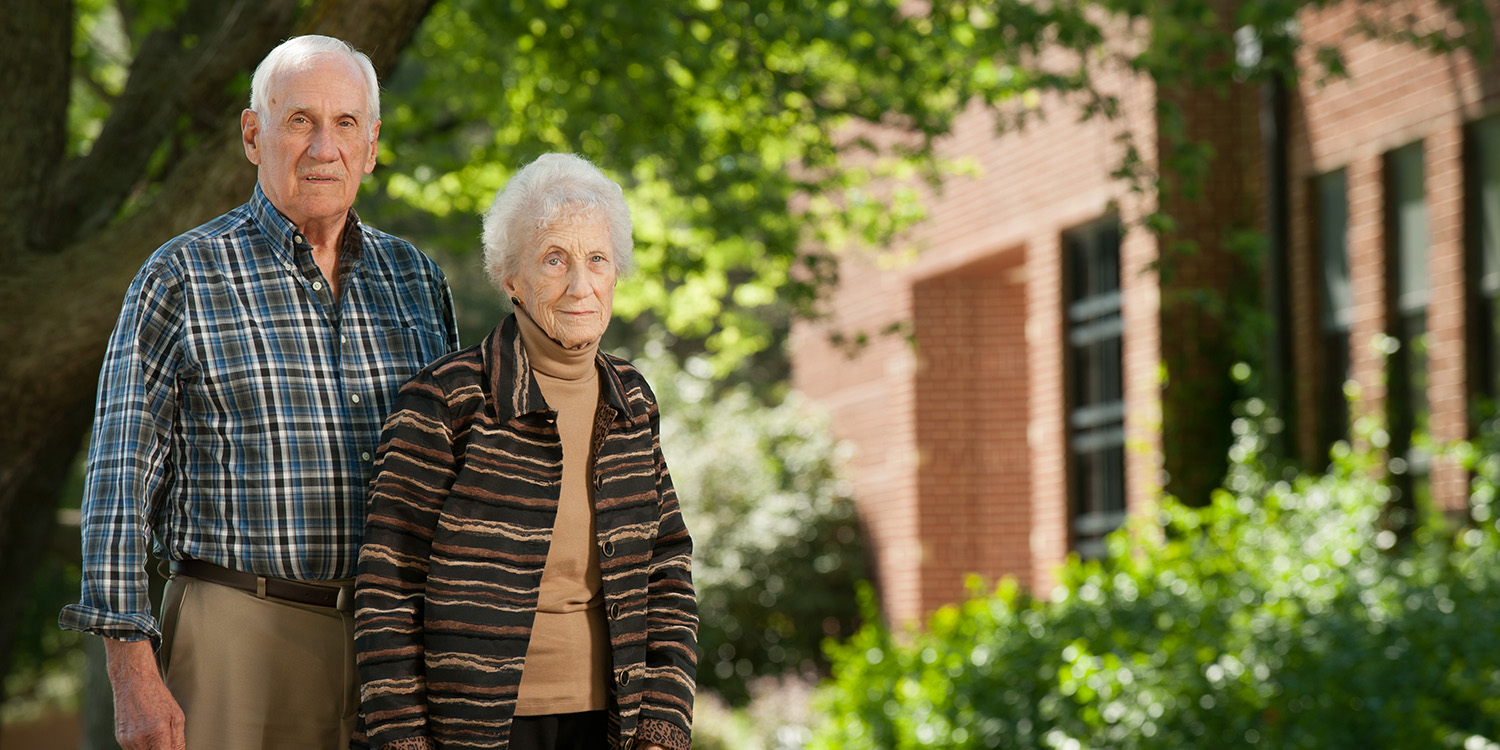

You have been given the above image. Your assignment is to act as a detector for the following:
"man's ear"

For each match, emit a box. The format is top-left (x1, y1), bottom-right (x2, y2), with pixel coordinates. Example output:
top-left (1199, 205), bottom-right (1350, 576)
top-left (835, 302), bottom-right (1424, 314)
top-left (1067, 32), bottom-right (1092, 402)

top-left (363, 119), bottom-right (381, 175)
top-left (241, 109), bottom-right (262, 165)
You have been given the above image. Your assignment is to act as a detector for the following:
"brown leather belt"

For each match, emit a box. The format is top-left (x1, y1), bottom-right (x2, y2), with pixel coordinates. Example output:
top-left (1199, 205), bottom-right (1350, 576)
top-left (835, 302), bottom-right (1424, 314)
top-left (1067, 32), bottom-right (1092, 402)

top-left (169, 559), bottom-right (353, 612)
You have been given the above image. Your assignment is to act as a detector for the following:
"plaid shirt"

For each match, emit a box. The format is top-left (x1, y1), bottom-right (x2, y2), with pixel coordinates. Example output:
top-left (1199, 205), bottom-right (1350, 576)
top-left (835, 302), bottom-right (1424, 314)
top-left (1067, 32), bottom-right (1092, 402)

top-left (59, 185), bottom-right (459, 644)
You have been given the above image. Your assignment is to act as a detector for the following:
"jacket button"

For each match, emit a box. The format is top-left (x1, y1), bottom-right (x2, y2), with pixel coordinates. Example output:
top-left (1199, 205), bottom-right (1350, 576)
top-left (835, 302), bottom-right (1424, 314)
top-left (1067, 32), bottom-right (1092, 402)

top-left (602, 540), bottom-right (615, 557)
top-left (617, 669), bottom-right (632, 686)
top-left (609, 602), bottom-right (622, 619)
top-left (622, 739), bottom-right (634, 750)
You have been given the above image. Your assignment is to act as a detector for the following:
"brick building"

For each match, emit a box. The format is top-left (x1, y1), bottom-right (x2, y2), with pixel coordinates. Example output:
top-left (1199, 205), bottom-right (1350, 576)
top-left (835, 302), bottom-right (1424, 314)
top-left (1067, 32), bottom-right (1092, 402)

top-left (789, 5), bottom-right (1500, 626)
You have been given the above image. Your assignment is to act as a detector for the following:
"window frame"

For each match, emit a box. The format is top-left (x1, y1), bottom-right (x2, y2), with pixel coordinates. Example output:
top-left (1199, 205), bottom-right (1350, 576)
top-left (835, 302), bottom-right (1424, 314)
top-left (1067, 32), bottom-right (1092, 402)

top-left (1384, 140), bottom-right (1431, 508)
top-left (1314, 168), bottom-right (1353, 456)
top-left (1063, 217), bottom-right (1127, 560)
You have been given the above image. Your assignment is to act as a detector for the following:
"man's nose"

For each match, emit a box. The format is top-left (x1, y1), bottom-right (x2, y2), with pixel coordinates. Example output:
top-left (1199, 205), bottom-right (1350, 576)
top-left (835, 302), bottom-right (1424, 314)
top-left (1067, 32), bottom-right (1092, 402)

top-left (308, 127), bottom-right (338, 161)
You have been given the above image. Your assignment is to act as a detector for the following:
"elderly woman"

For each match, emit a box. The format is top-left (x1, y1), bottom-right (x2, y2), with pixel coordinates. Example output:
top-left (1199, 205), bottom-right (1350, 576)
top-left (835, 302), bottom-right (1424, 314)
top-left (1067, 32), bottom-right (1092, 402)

top-left (354, 153), bottom-right (696, 750)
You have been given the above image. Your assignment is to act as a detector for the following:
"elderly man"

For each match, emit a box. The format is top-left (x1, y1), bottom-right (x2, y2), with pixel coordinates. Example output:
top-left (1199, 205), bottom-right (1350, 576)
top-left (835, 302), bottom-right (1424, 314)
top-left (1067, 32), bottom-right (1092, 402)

top-left (59, 35), bottom-right (458, 750)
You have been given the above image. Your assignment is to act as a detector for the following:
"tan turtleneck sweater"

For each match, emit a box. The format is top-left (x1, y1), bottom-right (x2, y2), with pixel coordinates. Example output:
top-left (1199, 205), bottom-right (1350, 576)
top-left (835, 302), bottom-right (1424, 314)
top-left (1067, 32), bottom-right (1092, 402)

top-left (513, 310), bottom-right (611, 715)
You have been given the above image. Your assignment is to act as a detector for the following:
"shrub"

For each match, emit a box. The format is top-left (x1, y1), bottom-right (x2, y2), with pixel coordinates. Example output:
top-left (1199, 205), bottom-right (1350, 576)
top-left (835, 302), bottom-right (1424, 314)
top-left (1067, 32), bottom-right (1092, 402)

top-left (693, 673), bottom-right (826, 750)
top-left (812, 403), bottom-right (1500, 749)
top-left (640, 345), bottom-right (868, 705)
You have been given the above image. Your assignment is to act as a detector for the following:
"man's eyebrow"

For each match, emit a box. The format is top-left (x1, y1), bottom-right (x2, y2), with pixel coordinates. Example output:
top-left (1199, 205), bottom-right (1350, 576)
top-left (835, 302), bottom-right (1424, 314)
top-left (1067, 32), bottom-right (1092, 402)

top-left (283, 103), bottom-right (365, 120)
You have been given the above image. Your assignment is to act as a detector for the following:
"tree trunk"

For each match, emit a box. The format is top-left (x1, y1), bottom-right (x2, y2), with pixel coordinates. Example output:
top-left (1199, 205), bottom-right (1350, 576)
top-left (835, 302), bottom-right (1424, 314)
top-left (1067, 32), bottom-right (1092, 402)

top-left (0, 0), bottom-right (70, 262)
top-left (0, 0), bottom-right (436, 703)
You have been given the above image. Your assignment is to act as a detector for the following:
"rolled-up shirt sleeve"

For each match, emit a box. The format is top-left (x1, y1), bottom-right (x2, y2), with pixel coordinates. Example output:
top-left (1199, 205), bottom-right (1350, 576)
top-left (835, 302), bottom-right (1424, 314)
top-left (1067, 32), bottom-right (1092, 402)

top-left (59, 264), bottom-right (183, 645)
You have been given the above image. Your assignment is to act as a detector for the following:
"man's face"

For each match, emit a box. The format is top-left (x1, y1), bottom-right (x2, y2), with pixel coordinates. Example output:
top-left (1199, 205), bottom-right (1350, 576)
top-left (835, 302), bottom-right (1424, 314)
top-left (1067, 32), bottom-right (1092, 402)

top-left (241, 55), bottom-right (379, 231)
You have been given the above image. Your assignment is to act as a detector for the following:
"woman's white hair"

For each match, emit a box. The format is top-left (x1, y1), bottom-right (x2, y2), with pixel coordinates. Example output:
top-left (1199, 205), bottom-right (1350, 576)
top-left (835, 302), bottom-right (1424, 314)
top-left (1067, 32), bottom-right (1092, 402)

top-left (481, 153), bottom-right (635, 292)
top-left (249, 35), bottom-right (380, 135)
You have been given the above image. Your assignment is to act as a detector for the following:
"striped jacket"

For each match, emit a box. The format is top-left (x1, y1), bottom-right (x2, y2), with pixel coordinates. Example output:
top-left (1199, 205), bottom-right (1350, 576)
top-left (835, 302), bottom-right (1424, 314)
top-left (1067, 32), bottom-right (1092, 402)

top-left (354, 315), bottom-right (697, 750)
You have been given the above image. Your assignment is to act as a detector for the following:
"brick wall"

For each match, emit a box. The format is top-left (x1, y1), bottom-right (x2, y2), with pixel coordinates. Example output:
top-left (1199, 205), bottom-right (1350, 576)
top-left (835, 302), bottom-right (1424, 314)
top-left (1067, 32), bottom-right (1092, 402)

top-left (791, 63), bottom-right (1159, 624)
top-left (913, 252), bottom-right (1031, 605)
top-left (1290, 0), bottom-right (1500, 512)
top-left (790, 1), bottom-right (1500, 626)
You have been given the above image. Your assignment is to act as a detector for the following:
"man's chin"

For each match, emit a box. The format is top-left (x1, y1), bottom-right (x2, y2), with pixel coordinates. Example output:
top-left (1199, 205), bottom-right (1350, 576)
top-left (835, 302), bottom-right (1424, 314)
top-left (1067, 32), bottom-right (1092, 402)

top-left (287, 195), bottom-right (358, 223)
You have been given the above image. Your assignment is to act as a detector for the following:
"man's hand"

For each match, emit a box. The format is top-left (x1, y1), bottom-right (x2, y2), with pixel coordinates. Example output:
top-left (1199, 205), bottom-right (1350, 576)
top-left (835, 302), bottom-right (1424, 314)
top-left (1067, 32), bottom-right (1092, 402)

top-left (103, 638), bottom-right (186, 750)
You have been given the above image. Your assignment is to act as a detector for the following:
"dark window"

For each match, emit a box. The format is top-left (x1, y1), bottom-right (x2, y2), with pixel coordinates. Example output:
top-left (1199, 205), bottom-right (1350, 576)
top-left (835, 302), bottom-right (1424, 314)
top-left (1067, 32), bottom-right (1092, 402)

top-left (1468, 117), bottom-right (1500, 397)
top-left (1065, 218), bottom-right (1125, 559)
top-left (1316, 170), bottom-right (1353, 457)
top-left (1386, 142), bottom-right (1430, 509)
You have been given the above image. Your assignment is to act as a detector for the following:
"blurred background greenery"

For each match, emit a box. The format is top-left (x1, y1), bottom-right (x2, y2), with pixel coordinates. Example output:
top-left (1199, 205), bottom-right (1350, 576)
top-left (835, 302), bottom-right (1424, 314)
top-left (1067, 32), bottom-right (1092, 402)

top-left (810, 391), bottom-right (1500, 750)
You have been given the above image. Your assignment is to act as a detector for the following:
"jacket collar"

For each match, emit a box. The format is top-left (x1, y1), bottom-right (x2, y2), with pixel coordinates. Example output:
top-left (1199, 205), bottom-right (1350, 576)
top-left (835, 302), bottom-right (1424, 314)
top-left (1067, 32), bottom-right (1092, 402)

top-left (484, 314), bottom-right (634, 422)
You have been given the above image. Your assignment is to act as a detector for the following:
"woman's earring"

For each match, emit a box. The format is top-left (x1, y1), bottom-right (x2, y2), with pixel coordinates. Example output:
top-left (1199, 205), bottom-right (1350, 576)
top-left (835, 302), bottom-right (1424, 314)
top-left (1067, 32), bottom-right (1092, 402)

top-left (510, 296), bottom-right (522, 307)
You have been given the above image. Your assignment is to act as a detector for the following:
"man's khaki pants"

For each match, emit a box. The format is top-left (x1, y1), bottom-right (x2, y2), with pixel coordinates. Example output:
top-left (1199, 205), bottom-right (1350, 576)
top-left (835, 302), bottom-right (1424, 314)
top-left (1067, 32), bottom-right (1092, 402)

top-left (158, 573), bottom-right (357, 750)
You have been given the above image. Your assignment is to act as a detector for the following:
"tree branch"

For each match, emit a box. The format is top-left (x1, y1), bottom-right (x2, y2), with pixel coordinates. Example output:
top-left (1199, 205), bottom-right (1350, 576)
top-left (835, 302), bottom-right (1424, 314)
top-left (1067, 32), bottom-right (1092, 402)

top-left (31, 0), bottom-right (301, 254)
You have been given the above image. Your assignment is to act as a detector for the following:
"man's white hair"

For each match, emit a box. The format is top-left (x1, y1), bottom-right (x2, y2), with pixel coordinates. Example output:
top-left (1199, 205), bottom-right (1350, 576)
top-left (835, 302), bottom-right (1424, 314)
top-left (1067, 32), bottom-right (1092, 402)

top-left (249, 35), bottom-right (380, 135)
top-left (481, 153), bottom-right (635, 292)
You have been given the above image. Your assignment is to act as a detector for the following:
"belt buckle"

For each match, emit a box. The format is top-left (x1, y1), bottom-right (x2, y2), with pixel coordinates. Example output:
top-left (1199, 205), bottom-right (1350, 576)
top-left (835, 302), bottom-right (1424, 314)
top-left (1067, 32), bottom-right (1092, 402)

top-left (335, 585), bottom-right (354, 613)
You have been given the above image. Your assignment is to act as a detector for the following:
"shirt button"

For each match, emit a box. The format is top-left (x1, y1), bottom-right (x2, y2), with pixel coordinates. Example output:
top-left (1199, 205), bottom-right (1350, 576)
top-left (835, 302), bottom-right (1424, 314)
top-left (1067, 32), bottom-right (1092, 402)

top-left (312, 281), bottom-right (323, 291)
top-left (341, 335), bottom-right (348, 344)
top-left (350, 393), bottom-right (361, 404)
top-left (361, 451), bottom-right (372, 461)
top-left (293, 233), bottom-right (306, 244)
top-left (283, 262), bottom-right (293, 272)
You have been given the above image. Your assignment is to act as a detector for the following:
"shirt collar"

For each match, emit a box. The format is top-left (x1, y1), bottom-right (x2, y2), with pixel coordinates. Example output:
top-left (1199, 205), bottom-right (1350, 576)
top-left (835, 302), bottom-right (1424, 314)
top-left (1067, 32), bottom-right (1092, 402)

top-left (247, 184), bottom-right (366, 264)
top-left (485, 313), bottom-right (632, 423)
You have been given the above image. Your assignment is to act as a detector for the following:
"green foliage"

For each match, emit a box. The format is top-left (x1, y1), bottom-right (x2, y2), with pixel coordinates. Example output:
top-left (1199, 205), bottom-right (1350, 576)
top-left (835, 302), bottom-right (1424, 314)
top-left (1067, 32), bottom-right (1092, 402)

top-left (637, 344), bottom-right (867, 705)
top-left (62, 1), bottom-right (1498, 376)
top-left (2, 556), bottom-right (86, 723)
top-left (365, 0), bottom-right (1496, 379)
top-left (372, 0), bottom-right (1091, 371)
top-left (812, 412), bottom-right (1500, 749)
top-left (66, 0), bottom-right (196, 156)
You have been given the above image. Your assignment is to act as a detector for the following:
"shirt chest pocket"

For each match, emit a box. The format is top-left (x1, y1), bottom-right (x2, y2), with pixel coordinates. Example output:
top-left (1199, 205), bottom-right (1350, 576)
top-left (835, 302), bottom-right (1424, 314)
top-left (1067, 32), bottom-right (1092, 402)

top-left (376, 324), bottom-right (447, 387)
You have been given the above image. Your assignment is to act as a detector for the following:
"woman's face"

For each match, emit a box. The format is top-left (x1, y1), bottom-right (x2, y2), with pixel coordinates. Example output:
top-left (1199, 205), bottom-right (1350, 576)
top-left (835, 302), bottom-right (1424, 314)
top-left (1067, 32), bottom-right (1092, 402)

top-left (504, 214), bottom-right (617, 350)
